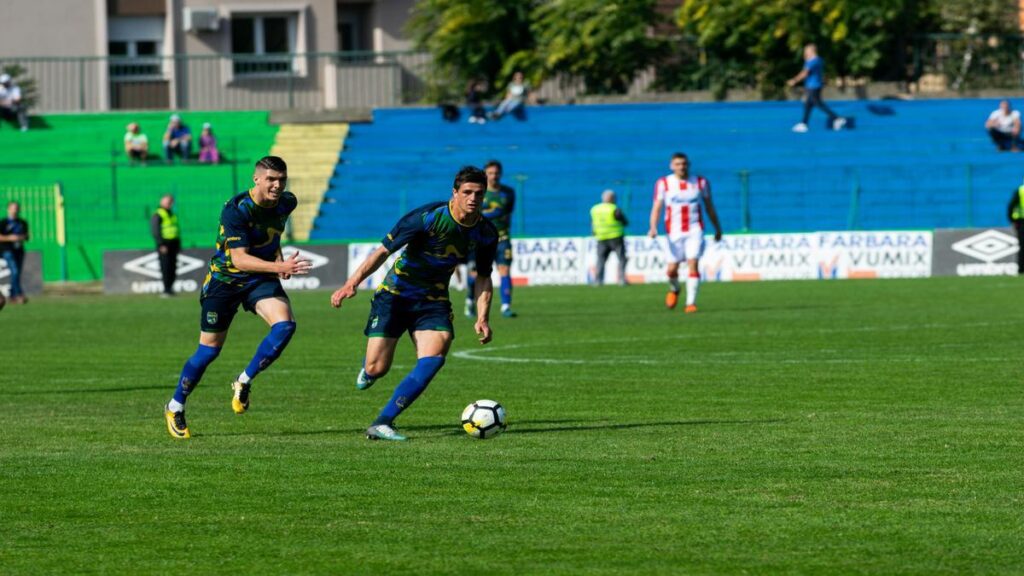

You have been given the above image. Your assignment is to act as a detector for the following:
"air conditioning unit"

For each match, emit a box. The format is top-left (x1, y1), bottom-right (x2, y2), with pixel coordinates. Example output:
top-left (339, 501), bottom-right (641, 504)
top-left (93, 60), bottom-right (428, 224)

top-left (184, 7), bottom-right (220, 32)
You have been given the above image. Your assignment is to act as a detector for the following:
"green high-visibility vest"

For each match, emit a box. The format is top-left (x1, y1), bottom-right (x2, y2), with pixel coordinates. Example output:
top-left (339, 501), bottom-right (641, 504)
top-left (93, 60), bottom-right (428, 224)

top-left (591, 203), bottom-right (624, 241)
top-left (1014, 186), bottom-right (1024, 220)
top-left (156, 207), bottom-right (180, 240)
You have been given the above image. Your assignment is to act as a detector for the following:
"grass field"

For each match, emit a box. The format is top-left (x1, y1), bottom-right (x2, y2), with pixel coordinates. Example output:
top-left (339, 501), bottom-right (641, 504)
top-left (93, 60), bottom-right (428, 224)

top-left (2, 277), bottom-right (1023, 574)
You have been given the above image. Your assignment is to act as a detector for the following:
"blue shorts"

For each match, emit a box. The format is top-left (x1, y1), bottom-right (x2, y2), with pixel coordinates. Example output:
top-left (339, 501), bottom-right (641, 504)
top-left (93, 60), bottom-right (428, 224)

top-left (199, 276), bottom-right (288, 332)
top-left (495, 237), bottom-right (513, 267)
top-left (364, 290), bottom-right (454, 338)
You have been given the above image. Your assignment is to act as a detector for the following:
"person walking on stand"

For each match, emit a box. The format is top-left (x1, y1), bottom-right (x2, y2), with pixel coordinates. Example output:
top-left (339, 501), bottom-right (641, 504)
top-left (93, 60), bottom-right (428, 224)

top-left (1007, 183), bottom-right (1024, 274)
top-left (152, 194), bottom-right (181, 297)
top-left (591, 190), bottom-right (629, 286)
top-left (787, 43), bottom-right (846, 133)
top-left (0, 201), bottom-right (29, 303)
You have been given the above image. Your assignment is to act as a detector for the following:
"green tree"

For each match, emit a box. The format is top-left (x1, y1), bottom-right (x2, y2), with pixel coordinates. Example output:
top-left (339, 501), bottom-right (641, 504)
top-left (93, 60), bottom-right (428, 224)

top-left (676, 0), bottom-right (928, 99)
top-left (529, 0), bottom-right (669, 94)
top-left (406, 0), bottom-right (535, 101)
top-left (0, 63), bottom-right (38, 109)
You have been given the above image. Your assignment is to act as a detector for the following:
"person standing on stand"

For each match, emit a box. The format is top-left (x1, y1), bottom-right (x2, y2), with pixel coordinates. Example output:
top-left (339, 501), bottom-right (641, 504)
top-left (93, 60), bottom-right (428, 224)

top-left (151, 194), bottom-right (180, 297)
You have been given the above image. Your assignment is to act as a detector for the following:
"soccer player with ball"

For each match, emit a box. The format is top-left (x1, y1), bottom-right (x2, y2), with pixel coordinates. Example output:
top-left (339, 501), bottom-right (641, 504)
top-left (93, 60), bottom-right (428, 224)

top-left (331, 166), bottom-right (499, 441)
top-left (648, 152), bottom-right (722, 313)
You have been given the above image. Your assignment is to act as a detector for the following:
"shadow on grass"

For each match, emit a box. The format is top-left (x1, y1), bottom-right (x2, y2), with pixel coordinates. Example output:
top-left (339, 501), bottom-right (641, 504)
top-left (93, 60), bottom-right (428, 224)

top-left (207, 418), bottom-right (786, 438)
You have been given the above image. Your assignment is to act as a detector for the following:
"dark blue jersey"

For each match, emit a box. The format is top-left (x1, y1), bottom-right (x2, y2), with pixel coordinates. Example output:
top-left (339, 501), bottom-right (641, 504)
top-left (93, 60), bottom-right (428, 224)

top-left (207, 190), bottom-right (297, 287)
top-left (379, 201), bottom-right (499, 301)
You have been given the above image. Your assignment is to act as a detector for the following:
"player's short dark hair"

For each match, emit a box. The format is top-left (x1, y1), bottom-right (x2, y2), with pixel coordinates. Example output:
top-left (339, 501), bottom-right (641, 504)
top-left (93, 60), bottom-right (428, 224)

top-left (484, 159), bottom-right (503, 171)
top-left (255, 156), bottom-right (287, 173)
top-left (453, 166), bottom-right (487, 190)
top-left (671, 152), bottom-right (688, 161)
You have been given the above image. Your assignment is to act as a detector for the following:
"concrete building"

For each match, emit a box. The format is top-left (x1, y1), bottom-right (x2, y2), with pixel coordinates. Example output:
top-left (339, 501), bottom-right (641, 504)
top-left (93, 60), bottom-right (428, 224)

top-left (0, 0), bottom-right (419, 112)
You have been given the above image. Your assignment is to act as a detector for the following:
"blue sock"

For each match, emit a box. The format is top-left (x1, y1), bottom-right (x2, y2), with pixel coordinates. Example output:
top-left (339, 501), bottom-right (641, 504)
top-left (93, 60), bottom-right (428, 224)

top-left (173, 344), bottom-right (221, 404)
top-left (500, 275), bottom-right (512, 307)
top-left (466, 274), bottom-right (476, 303)
top-left (243, 321), bottom-right (296, 381)
top-left (373, 356), bottom-right (445, 426)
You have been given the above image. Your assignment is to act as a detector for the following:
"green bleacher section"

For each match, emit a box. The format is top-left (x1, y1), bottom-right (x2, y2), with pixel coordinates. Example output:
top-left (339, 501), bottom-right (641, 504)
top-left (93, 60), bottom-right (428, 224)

top-left (0, 111), bottom-right (278, 282)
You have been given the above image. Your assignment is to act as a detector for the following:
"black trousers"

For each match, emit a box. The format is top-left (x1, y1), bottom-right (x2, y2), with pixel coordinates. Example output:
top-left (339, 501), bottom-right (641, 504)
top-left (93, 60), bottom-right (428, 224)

top-left (158, 240), bottom-right (180, 294)
top-left (802, 88), bottom-right (838, 124)
top-left (1015, 221), bottom-right (1024, 274)
top-left (595, 237), bottom-right (627, 285)
top-left (0, 104), bottom-right (28, 130)
top-left (988, 128), bottom-right (1024, 151)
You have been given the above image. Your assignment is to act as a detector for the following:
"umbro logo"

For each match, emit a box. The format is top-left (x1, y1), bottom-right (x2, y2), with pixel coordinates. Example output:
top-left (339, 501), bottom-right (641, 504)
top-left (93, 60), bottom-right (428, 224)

top-left (123, 252), bottom-right (206, 279)
top-left (281, 247), bottom-right (329, 269)
top-left (951, 230), bottom-right (1018, 263)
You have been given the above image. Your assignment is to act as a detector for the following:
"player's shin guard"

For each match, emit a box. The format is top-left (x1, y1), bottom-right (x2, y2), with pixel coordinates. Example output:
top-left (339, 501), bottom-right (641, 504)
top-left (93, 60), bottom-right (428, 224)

top-left (373, 356), bottom-right (445, 426)
top-left (242, 321), bottom-right (296, 382)
top-left (172, 344), bottom-right (221, 405)
top-left (500, 275), bottom-right (512, 307)
top-left (686, 272), bottom-right (700, 306)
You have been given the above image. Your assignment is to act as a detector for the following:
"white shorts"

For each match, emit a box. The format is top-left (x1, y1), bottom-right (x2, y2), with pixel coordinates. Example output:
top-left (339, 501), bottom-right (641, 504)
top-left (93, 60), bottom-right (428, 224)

top-left (666, 233), bottom-right (705, 263)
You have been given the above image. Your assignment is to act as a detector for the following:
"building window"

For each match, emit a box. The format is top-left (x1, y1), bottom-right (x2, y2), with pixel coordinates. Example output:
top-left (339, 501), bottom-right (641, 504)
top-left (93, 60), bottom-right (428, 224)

top-left (231, 15), bottom-right (296, 76)
top-left (108, 40), bottom-right (163, 78)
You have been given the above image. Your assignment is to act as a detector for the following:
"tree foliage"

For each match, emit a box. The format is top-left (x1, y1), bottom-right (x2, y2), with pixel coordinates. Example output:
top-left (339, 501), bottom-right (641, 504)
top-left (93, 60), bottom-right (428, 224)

top-left (530, 0), bottom-right (668, 94)
top-left (408, 0), bottom-right (666, 97)
top-left (406, 0), bottom-right (535, 100)
top-left (675, 0), bottom-right (1021, 98)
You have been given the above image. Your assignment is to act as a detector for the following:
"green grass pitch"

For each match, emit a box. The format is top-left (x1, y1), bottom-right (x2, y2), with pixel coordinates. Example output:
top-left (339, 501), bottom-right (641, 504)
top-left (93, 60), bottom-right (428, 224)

top-left (2, 277), bottom-right (1022, 574)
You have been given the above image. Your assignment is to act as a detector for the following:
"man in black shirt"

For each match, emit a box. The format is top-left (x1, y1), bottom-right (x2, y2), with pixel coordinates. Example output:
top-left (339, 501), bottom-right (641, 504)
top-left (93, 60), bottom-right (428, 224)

top-left (0, 201), bottom-right (29, 304)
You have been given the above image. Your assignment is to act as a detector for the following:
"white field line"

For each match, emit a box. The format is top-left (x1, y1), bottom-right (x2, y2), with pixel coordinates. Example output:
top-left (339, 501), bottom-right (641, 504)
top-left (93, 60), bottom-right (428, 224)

top-left (452, 320), bottom-right (1016, 366)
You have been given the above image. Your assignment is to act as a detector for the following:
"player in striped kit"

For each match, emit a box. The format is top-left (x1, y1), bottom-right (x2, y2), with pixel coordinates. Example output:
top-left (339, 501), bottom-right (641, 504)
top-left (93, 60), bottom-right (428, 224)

top-left (648, 152), bottom-right (722, 313)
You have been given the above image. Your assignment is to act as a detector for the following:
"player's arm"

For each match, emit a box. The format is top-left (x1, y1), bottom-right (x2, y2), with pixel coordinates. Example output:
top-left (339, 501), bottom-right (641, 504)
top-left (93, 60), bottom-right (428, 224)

top-left (231, 246), bottom-right (310, 276)
top-left (787, 66), bottom-right (808, 87)
top-left (648, 196), bottom-right (662, 238)
top-left (330, 245), bottom-right (390, 308)
top-left (473, 243), bottom-right (496, 344)
top-left (701, 180), bottom-right (723, 242)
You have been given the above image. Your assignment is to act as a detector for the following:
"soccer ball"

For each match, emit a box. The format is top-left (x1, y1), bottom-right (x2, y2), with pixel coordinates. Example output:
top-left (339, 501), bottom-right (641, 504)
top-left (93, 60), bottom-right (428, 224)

top-left (461, 400), bottom-right (507, 439)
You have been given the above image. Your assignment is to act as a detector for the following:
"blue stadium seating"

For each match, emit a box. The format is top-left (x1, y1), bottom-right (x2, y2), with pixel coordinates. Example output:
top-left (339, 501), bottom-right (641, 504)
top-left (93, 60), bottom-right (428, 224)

top-left (312, 98), bottom-right (1024, 240)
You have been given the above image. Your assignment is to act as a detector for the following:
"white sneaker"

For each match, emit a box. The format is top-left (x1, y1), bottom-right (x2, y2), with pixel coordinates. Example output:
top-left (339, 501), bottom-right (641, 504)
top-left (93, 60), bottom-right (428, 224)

top-left (792, 123), bottom-right (809, 133)
top-left (832, 117), bottom-right (847, 130)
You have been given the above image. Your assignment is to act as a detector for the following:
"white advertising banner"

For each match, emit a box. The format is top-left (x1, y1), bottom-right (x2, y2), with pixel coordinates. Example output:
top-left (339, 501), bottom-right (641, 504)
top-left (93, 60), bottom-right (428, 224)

top-left (817, 231), bottom-right (932, 279)
top-left (346, 231), bottom-right (934, 289)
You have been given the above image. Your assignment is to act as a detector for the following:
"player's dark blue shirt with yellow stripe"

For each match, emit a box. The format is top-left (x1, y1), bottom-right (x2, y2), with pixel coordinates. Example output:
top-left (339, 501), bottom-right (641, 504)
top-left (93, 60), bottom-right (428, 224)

top-left (207, 190), bottom-right (296, 287)
top-left (379, 201), bottom-right (498, 302)
top-left (482, 184), bottom-right (515, 239)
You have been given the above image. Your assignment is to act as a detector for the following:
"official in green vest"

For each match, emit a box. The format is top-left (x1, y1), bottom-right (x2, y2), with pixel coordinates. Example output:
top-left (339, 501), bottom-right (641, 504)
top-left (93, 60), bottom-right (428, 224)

top-left (1007, 185), bottom-right (1024, 274)
top-left (591, 189), bottom-right (629, 286)
top-left (151, 194), bottom-right (181, 296)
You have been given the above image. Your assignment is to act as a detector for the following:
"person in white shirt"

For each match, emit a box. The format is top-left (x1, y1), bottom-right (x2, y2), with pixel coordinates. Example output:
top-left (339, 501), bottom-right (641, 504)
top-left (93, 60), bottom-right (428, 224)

top-left (490, 71), bottom-right (529, 121)
top-left (648, 152), bottom-right (723, 314)
top-left (985, 99), bottom-right (1022, 152)
top-left (0, 74), bottom-right (29, 132)
top-left (124, 122), bottom-right (149, 164)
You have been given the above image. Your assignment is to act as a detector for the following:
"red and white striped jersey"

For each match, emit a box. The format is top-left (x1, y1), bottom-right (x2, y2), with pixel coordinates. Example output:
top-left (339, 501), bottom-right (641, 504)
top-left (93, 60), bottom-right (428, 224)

top-left (653, 174), bottom-right (709, 236)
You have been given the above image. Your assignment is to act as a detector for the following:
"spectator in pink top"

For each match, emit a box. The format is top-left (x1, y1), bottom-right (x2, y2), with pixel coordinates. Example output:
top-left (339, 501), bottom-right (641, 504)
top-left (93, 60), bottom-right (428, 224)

top-left (198, 122), bottom-right (220, 164)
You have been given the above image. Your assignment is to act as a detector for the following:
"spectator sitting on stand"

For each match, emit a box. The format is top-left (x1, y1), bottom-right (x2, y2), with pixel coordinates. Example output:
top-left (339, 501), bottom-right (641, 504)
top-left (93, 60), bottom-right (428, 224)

top-left (985, 100), bottom-right (1023, 152)
top-left (124, 122), bottom-right (149, 164)
top-left (466, 79), bottom-right (488, 124)
top-left (163, 114), bottom-right (192, 162)
top-left (198, 122), bottom-right (220, 164)
top-left (0, 74), bottom-right (29, 132)
top-left (489, 71), bottom-right (530, 121)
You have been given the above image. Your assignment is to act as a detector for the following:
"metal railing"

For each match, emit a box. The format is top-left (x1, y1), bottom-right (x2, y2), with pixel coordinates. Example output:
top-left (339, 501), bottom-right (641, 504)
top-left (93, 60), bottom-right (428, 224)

top-left (0, 51), bottom-right (432, 113)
